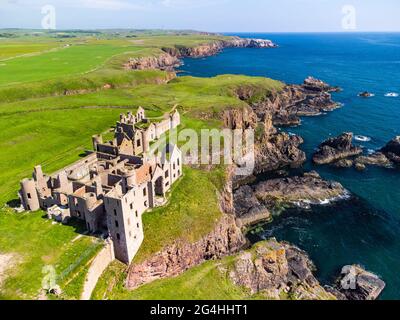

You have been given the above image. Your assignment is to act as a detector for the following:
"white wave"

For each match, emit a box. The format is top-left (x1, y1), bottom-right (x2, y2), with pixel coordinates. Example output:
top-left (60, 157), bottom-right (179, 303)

top-left (385, 92), bottom-right (399, 97)
top-left (355, 135), bottom-right (372, 142)
top-left (367, 149), bottom-right (375, 155)
top-left (291, 190), bottom-right (352, 208)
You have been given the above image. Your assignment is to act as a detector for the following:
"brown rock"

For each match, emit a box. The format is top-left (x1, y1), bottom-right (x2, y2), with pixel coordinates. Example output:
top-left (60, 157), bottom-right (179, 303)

top-left (313, 133), bottom-right (363, 165)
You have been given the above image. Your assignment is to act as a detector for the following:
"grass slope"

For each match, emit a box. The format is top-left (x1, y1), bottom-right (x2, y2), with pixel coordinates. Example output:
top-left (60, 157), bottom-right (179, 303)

top-left (0, 31), bottom-right (283, 300)
top-left (0, 210), bottom-right (102, 300)
top-left (93, 256), bottom-right (263, 300)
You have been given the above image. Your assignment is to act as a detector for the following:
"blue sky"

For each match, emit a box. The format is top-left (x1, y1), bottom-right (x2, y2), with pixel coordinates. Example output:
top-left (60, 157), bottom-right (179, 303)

top-left (1, 0), bottom-right (400, 32)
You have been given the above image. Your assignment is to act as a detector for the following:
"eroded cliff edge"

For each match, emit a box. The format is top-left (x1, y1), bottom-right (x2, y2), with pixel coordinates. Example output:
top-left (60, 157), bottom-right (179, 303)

top-left (124, 37), bottom-right (277, 71)
top-left (125, 77), bottom-right (384, 300)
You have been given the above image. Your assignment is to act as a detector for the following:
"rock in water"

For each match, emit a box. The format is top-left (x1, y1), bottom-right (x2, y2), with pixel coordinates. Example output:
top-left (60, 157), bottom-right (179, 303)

top-left (380, 136), bottom-right (400, 164)
top-left (313, 132), bottom-right (363, 165)
top-left (358, 91), bottom-right (374, 98)
top-left (334, 265), bottom-right (386, 300)
top-left (234, 171), bottom-right (348, 216)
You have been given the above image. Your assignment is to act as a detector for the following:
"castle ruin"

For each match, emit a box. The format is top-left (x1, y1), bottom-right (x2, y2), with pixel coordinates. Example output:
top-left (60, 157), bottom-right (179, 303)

top-left (19, 108), bottom-right (182, 264)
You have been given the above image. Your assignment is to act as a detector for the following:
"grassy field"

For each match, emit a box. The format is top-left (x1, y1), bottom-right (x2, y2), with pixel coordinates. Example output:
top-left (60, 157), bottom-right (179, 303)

top-left (0, 210), bottom-right (103, 300)
top-left (0, 30), bottom-right (283, 300)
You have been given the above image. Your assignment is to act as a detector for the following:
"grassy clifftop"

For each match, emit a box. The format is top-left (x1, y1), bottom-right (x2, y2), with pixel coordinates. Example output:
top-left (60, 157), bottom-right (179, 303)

top-left (0, 30), bottom-right (283, 300)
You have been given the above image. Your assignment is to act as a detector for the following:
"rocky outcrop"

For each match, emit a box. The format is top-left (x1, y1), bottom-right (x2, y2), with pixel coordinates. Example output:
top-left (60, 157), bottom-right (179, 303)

top-left (124, 53), bottom-right (181, 71)
top-left (380, 136), bottom-right (400, 164)
top-left (223, 107), bottom-right (306, 175)
top-left (358, 91), bottom-right (374, 98)
top-left (250, 77), bottom-right (340, 127)
top-left (234, 171), bottom-right (347, 215)
top-left (330, 265), bottom-right (386, 300)
top-left (228, 239), bottom-right (337, 300)
top-left (126, 214), bottom-right (246, 290)
top-left (313, 133), bottom-right (363, 165)
top-left (125, 37), bottom-right (276, 71)
top-left (352, 136), bottom-right (400, 170)
top-left (234, 185), bottom-right (271, 227)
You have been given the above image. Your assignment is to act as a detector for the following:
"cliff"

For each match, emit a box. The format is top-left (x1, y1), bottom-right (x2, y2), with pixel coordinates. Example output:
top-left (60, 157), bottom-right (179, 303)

top-left (124, 37), bottom-right (277, 71)
top-left (223, 107), bottom-right (306, 176)
top-left (250, 77), bottom-right (340, 127)
top-left (228, 239), bottom-right (337, 300)
top-left (126, 214), bottom-right (246, 290)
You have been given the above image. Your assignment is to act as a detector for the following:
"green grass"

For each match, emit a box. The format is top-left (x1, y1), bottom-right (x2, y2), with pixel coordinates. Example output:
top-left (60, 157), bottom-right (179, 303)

top-left (0, 44), bottom-right (144, 87)
top-left (0, 42), bottom-right (63, 60)
top-left (0, 210), bottom-right (102, 300)
top-left (0, 31), bottom-right (284, 300)
top-left (134, 167), bottom-right (224, 263)
top-left (92, 258), bottom-right (261, 300)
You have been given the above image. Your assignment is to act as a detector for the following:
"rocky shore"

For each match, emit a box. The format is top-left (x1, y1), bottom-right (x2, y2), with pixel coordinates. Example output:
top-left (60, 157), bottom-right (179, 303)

top-left (328, 265), bottom-right (386, 300)
top-left (310, 134), bottom-right (400, 170)
top-left (313, 132), bottom-right (363, 166)
top-left (228, 239), bottom-right (336, 300)
top-left (234, 171), bottom-right (348, 226)
top-left (124, 74), bottom-right (386, 300)
top-left (124, 37), bottom-right (276, 71)
top-left (250, 77), bottom-right (341, 127)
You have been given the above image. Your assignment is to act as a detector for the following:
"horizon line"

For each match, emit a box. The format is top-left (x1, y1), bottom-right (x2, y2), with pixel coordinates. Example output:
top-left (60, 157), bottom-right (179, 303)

top-left (2, 28), bottom-right (400, 34)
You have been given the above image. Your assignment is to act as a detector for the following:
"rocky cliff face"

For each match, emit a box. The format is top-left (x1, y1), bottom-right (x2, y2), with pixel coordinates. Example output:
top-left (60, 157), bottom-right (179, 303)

top-left (223, 107), bottom-right (306, 176)
top-left (250, 77), bottom-right (340, 127)
top-left (124, 37), bottom-right (276, 71)
top-left (126, 214), bottom-right (246, 290)
top-left (229, 239), bottom-right (337, 300)
top-left (124, 52), bottom-right (181, 71)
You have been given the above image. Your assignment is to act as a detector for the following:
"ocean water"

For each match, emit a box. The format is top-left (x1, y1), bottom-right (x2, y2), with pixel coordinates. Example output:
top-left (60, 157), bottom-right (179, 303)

top-left (178, 33), bottom-right (400, 299)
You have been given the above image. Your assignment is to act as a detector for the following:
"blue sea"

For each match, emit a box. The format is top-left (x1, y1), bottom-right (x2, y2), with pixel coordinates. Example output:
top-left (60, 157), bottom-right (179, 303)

top-left (178, 33), bottom-right (400, 299)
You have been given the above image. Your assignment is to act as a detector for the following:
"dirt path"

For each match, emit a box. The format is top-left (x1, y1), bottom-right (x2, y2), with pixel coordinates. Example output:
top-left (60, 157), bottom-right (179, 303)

top-left (0, 253), bottom-right (16, 287)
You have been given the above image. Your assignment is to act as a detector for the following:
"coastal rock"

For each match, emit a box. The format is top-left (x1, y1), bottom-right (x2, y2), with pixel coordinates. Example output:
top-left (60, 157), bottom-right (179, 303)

top-left (124, 52), bottom-right (181, 71)
top-left (353, 136), bottom-right (400, 169)
top-left (254, 132), bottom-right (306, 174)
top-left (125, 37), bottom-right (276, 71)
top-left (234, 185), bottom-right (271, 227)
top-left (253, 172), bottom-right (347, 208)
top-left (380, 136), bottom-right (400, 164)
top-left (334, 159), bottom-right (354, 168)
top-left (333, 265), bottom-right (386, 300)
top-left (228, 239), bottom-right (336, 300)
top-left (313, 133), bottom-right (363, 165)
top-left (234, 171), bottom-right (348, 217)
top-left (250, 77), bottom-right (340, 127)
top-left (126, 214), bottom-right (245, 290)
top-left (223, 107), bottom-right (305, 175)
top-left (355, 152), bottom-right (392, 169)
top-left (358, 91), bottom-right (374, 98)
